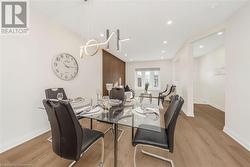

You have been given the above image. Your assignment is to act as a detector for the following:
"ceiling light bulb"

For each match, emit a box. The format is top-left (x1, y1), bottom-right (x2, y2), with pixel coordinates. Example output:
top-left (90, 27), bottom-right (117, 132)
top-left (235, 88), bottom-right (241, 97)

top-left (211, 3), bottom-right (218, 9)
top-left (199, 45), bottom-right (204, 49)
top-left (100, 33), bottom-right (104, 37)
top-left (125, 53), bottom-right (128, 57)
top-left (167, 20), bottom-right (173, 25)
top-left (217, 31), bottom-right (224, 36)
top-left (163, 41), bottom-right (168, 44)
top-left (161, 50), bottom-right (166, 54)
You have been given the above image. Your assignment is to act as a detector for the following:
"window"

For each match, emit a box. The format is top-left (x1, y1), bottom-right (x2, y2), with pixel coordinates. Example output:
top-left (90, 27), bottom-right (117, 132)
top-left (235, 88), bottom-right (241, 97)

top-left (137, 78), bottom-right (142, 87)
top-left (135, 68), bottom-right (160, 90)
top-left (154, 75), bottom-right (159, 87)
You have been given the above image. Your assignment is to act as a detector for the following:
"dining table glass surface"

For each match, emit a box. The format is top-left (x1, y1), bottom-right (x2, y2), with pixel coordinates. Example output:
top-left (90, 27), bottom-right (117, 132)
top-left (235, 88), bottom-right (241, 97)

top-left (39, 96), bottom-right (163, 167)
top-left (71, 97), bottom-right (162, 132)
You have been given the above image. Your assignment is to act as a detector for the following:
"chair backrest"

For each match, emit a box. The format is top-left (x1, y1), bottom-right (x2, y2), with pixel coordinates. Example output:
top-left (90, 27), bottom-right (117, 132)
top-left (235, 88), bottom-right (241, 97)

top-left (164, 95), bottom-right (184, 152)
top-left (124, 85), bottom-right (131, 92)
top-left (43, 99), bottom-right (83, 161)
top-left (45, 88), bottom-right (68, 100)
top-left (171, 85), bottom-right (176, 93)
top-left (110, 88), bottom-right (125, 101)
top-left (163, 84), bottom-right (169, 92)
top-left (166, 85), bottom-right (176, 96)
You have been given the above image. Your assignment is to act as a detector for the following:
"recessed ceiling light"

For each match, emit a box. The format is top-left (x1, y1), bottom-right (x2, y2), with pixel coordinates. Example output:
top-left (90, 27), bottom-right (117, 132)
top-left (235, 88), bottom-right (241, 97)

top-left (100, 33), bottom-right (104, 37)
top-left (199, 45), bottom-right (204, 49)
top-left (130, 58), bottom-right (134, 61)
top-left (211, 3), bottom-right (218, 9)
top-left (217, 31), bottom-right (224, 36)
top-left (161, 50), bottom-right (166, 54)
top-left (163, 41), bottom-right (168, 44)
top-left (124, 53), bottom-right (128, 57)
top-left (167, 20), bottom-right (173, 25)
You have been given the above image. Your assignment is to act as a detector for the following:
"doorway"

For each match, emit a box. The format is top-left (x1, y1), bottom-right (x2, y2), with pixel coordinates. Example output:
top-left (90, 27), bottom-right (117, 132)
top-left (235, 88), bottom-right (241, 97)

top-left (192, 31), bottom-right (226, 129)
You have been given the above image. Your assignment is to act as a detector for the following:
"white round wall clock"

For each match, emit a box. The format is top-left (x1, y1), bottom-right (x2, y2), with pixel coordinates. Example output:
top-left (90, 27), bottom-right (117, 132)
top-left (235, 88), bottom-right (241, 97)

top-left (52, 53), bottom-right (79, 81)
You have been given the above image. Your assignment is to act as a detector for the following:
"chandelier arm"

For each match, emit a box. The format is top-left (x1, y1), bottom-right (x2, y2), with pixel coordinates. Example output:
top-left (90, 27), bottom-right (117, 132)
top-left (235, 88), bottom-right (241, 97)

top-left (80, 32), bottom-right (115, 49)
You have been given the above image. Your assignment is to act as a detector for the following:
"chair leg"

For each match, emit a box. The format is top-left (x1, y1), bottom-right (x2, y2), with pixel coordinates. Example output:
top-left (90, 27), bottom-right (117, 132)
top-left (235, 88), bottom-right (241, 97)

top-left (47, 136), bottom-right (52, 143)
top-left (133, 145), bottom-right (139, 167)
top-left (100, 137), bottom-right (105, 167)
top-left (104, 126), bottom-right (113, 134)
top-left (161, 98), bottom-right (164, 106)
top-left (105, 125), bottom-right (125, 142)
top-left (68, 137), bottom-right (105, 167)
top-left (117, 128), bottom-right (125, 142)
top-left (141, 146), bottom-right (174, 167)
top-left (68, 160), bottom-right (77, 167)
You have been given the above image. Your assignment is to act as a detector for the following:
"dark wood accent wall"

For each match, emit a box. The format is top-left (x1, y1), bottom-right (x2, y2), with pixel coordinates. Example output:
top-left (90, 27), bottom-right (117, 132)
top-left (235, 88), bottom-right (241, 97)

top-left (102, 50), bottom-right (126, 95)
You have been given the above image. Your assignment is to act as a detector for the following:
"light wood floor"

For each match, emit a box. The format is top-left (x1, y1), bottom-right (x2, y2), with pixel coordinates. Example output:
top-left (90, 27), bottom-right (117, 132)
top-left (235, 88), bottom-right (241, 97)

top-left (1, 104), bottom-right (250, 167)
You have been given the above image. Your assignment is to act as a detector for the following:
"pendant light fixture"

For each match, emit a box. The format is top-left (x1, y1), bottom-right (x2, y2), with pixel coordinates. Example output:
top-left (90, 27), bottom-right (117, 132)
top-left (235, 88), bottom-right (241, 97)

top-left (80, 29), bottom-right (130, 57)
top-left (79, 0), bottom-right (130, 57)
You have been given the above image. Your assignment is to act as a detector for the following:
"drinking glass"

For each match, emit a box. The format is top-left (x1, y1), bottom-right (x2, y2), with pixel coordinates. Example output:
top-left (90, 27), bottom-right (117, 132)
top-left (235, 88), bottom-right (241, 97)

top-left (96, 89), bottom-right (102, 102)
top-left (102, 96), bottom-right (110, 112)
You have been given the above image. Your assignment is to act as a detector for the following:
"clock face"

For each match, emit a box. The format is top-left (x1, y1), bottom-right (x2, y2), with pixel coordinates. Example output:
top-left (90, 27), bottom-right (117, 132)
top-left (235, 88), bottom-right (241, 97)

top-left (52, 53), bottom-right (78, 81)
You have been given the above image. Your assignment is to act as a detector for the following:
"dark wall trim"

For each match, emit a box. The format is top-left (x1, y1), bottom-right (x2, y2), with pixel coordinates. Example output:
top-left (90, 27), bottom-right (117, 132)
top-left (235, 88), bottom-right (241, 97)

top-left (102, 50), bottom-right (126, 95)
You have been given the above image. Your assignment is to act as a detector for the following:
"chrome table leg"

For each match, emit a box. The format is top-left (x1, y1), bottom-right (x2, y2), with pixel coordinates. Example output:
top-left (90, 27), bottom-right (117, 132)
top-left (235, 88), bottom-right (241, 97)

top-left (90, 118), bottom-right (93, 129)
top-left (114, 123), bottom-right (118, 167)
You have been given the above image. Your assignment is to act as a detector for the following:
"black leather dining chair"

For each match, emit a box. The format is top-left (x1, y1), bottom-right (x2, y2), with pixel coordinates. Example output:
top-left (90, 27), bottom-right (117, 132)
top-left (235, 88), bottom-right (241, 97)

top-left (43, 99), bottom-right (104, 167)
top-left (165, 85), bottom-right (177, 102)
top-left (45, 88), bottom-right (68, 100)
top-left (110, 87), bottom-right (125, 102)
top-left (158, 84), bottom-right (170, 105)
top-left (45, 88), bottom-right (68, 142)
top-left (124, 85), bottom-right (135, 99)
top-left (132, 95), bottom-right (184, 167)
top-left (102, 87), bottom-right (125, 141)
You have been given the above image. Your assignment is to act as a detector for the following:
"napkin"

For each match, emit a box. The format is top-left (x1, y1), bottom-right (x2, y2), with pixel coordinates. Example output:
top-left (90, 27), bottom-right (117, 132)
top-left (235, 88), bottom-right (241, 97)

top-left (74, 106), bottom-right (92, 115)
top-left (79, 106), bottom-right (102, 116)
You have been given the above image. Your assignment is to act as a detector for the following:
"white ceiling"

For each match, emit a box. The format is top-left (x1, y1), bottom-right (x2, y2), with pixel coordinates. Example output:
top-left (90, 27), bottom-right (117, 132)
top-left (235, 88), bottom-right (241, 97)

top-left (32, 0), bottom-right (247, 62)
top-left (193, 31), bottom-right (225, 58)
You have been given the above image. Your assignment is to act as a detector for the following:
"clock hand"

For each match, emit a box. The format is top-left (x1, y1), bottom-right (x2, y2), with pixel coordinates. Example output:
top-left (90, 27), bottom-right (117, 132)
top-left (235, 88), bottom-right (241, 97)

top-left (63, 62), bottom-right (69, 68)
top-left (63, 62), bottom-right (75, 68)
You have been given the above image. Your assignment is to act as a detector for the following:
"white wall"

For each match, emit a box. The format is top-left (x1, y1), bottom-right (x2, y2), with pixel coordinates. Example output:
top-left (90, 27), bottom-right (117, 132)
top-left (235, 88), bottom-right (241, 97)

top-left (0, 37), bottom-right (3, 150)
top-left (172, 44), bottom-right (194, 117)
top-left (224, 2), bottom-right (250, 151)
top-left (0, 10), bottom-right (102, 153)
top-left (194, 47), bottom-right (225, 111)
top-left (126, 60), bottom-right (172, 97)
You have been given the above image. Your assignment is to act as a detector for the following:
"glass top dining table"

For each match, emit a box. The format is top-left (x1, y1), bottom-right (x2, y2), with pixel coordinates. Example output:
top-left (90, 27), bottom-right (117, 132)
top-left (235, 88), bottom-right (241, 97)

top-left (72, 97), bottom-right (162, 132)
top-left (40, 96), bottom-right (162, 167)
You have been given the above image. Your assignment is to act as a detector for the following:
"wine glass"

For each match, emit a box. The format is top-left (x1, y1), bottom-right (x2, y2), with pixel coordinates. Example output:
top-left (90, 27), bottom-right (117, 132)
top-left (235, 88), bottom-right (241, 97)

top-left (106, 83), bottom-right (113, 96)
top-left (57, 93), bottom-right (64, 100)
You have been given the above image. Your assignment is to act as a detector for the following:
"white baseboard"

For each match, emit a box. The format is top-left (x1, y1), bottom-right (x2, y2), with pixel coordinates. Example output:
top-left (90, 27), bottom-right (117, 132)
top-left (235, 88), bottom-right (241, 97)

top-left (0, 127), bottom-right (50, 153)
top-left (183, 111), bottom-right (194, 117)
top-left (182, 108), bottom-right (194, 117)
top-left (210, 103), bottom-right (225, 112)
top-left (194, 97), bottom-right (208, 105)
top-left (223, 126), bottom-right (250, 152)
top-left (194, 102), bottom-right (225, 112)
